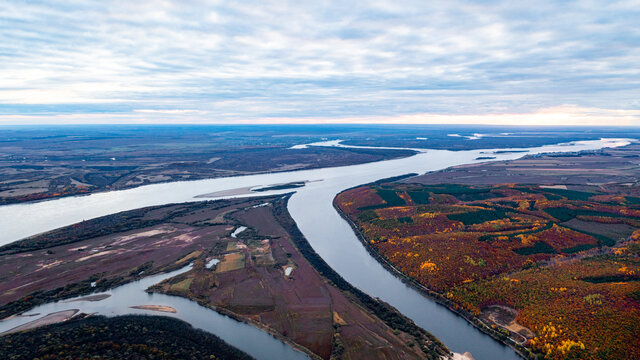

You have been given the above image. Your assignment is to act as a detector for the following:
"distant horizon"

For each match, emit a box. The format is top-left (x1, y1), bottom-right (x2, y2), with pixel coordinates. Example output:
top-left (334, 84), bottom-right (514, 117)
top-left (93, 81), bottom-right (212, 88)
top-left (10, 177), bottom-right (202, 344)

top-left (2, 122), bottom-right (640, 130)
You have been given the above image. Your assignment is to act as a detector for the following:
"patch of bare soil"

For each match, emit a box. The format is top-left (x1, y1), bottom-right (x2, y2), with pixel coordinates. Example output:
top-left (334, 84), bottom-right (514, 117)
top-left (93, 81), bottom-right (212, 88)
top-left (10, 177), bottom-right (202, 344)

top-left (481, 305), bottom-right (534, 343)
top-left (2, 309), bottom-right (79, 335)
top-left (452, 352), bottom-right (475, 360)
top-left (151, 198), bottom-right (439, 360)
top-left (562, 218), bottom-right (636, 240)
top-left (130, 305), bottom-right (177, 313)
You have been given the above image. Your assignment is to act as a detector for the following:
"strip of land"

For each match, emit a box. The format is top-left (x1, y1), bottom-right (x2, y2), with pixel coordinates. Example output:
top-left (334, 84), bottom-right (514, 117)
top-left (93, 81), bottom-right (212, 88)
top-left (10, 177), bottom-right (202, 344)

top-left (0, 195), bottom-right (450, 360)
top-left (0, 127), bottom-right (415, 205)
top-left (335, 144), bottom-right (640, 360)
top-left (130, 305), bottom-right (177, 313)
top-left (405, 144), bottom-right (640, 186)
top-left (2, 309), bottom-right (78, 335)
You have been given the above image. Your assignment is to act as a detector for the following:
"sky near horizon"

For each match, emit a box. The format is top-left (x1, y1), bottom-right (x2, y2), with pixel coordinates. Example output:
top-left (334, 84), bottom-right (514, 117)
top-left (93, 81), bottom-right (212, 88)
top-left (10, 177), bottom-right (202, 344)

top-left (1, 1), bottom-right (639, 125)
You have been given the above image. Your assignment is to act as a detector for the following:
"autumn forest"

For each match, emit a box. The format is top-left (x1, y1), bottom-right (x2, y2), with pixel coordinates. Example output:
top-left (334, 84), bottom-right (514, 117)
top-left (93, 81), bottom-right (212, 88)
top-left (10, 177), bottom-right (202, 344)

top-left (336, 182), bottom-right (640, 360)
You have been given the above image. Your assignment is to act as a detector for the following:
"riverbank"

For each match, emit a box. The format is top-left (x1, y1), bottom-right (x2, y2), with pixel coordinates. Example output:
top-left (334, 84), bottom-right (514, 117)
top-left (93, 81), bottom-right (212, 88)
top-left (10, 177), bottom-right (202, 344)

top-left (333, 155), bottom-right (640, 360)
top-left (273, 195), bottom-right (451, 359)
top-left (148, 194), bottom-right (447, 360)
top-left (0, 314), bottom-right (255, 360)
top-left (332, 195), bottom-right (531, 360)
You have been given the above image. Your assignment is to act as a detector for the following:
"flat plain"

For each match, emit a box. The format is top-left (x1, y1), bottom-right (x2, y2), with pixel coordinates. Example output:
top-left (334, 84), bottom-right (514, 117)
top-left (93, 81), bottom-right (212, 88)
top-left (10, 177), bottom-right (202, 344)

top-left (0, 194), bottom-right (448, 360)
top-left (335, 144), bottom-right (640, 360)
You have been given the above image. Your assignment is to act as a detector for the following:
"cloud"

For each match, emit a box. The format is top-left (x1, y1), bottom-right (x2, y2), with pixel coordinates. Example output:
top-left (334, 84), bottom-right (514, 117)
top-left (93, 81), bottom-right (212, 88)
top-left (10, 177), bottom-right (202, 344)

top-left (260, 106), bottom-right (640, 126)
top-left (5, 105), bottom-right (638, 126)
top-left (0, 0), bottom-right (639, 124)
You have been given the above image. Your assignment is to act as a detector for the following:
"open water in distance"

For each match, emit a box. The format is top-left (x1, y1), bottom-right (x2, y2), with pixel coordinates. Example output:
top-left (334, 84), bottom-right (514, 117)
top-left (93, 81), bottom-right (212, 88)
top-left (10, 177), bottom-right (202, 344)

top-left (0, 138), bottom-right (629, 359)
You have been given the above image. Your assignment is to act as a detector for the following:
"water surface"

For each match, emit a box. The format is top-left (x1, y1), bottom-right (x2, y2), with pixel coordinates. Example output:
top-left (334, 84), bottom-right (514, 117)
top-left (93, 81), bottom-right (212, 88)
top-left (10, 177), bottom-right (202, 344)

top-left (0, 138), bottom-right (629, 359)
top-left (0, 265), bottom-right (308, 360)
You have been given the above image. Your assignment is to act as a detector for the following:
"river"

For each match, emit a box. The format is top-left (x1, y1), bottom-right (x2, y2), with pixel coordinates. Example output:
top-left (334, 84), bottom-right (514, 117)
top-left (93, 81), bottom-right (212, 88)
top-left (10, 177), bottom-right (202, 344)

top-left (0, 138), bottom-right (629, 359)
top-left (0, 265), bottom-right (308, 360)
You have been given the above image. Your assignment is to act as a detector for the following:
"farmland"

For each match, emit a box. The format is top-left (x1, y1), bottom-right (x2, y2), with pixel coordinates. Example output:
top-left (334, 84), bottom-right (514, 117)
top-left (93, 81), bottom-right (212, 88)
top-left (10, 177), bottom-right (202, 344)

top-left (0, 194), bottom-right (448, 360)
top-left (4, 125), bottom-right (639, 206)
top-left (336, 173), bottom-right (640, 359)
top-left (0, 125), bottom-right (415, 205)
top-left (150, 195), bottom-right (448, 360)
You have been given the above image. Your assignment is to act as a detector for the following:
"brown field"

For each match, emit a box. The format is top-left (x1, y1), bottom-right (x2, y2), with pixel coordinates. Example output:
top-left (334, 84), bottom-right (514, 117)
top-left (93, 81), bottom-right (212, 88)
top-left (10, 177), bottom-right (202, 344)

top-left (0, 195), bottom-right (443, 360)
top-left (130, 305), bottom-right (177, 313)
top-left (404, 144), bottom-right (640, 187)
top-left (215, 252), bottom-right (245, 273)
top-left (151, 198), bottom-right (438, 360)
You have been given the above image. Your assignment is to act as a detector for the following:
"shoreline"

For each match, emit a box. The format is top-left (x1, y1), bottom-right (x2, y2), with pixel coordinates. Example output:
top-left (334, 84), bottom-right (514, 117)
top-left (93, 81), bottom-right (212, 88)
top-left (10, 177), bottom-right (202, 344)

top-left (147, 194), bottom-right (451, 360)
top-left (274, 196), bottom-right (451, 359)
top-left (147, 289), bottom-right (323, 360)
top-left (0, 148), bottom-right (417, 207)
top-left (332, 196), bottom-right (532, 360)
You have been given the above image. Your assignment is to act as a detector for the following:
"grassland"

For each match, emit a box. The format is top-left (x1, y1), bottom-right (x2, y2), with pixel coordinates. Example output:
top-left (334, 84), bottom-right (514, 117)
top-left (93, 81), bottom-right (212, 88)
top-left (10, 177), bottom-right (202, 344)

top-left (150, 195), bottom-right (448, 360)
top-left (336, 180), bottom-right (640, 360)
top-left (0, 194), bottom-right (449, 360)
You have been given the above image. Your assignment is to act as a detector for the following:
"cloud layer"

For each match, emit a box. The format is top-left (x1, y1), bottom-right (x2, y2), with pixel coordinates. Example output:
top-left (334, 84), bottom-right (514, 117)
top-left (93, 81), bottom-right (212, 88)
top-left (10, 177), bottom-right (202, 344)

top-left (1, 0), bottom-right (639, 124)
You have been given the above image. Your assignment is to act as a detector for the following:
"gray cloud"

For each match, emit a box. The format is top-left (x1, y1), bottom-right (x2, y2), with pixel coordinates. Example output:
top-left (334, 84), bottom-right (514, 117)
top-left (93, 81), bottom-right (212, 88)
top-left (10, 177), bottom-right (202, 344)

top-left (1, 0), bottom-right (639, 124)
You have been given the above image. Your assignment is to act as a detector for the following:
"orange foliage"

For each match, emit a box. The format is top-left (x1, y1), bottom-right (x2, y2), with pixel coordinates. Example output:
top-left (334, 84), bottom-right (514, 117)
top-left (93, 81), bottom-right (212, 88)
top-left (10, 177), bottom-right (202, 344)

top-left (336, 183), bottom-right (640, 360)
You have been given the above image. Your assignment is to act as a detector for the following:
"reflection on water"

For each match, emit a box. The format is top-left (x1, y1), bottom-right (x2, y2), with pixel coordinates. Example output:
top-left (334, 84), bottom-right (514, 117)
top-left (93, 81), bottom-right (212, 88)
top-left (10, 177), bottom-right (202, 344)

top-left (0, 265), bottom-right (309, 360)
top-left (0, 138), bottom-right (630, 360)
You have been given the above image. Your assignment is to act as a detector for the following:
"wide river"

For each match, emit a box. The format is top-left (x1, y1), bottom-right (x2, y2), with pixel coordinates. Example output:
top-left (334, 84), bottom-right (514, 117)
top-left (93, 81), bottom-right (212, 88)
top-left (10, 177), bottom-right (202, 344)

top-left (0, 138), bottom-right (629, 360)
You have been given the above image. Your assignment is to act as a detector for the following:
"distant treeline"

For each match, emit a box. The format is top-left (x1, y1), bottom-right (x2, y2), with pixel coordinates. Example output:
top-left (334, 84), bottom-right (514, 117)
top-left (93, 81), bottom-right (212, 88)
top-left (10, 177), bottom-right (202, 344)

top-left (253, 182), bottom-right (306, 192)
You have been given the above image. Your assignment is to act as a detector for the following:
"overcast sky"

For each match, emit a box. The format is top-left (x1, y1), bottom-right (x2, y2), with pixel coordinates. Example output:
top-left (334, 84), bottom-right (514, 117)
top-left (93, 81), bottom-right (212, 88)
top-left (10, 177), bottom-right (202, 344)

top-left (1, 0), bottom-right (639, 125)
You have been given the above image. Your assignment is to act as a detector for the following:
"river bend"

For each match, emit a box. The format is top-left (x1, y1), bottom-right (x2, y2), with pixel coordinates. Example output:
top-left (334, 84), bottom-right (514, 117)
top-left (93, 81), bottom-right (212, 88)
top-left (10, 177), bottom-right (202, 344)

top-left (0, 138), bottom-right (629, 359)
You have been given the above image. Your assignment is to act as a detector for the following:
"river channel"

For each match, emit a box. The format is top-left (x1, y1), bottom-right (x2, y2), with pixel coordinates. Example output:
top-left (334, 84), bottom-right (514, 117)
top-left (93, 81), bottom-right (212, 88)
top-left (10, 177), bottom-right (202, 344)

top-left (0, 138), bottom-right (629, 360)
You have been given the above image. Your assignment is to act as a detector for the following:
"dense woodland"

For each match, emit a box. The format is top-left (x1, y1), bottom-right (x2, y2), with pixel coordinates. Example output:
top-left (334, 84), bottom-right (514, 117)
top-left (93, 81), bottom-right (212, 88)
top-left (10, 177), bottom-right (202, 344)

top-left (337, 183), bottom-right (640, 360)
top-left (0, 315), bottom-right (253, 360)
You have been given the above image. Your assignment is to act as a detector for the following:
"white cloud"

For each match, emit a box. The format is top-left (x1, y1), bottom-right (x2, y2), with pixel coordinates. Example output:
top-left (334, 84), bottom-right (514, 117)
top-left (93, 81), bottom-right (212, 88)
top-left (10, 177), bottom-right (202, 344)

top-left (256, 106), bottom-right (640, 126)
top-left (0, 0), bottom-right (639, 124)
